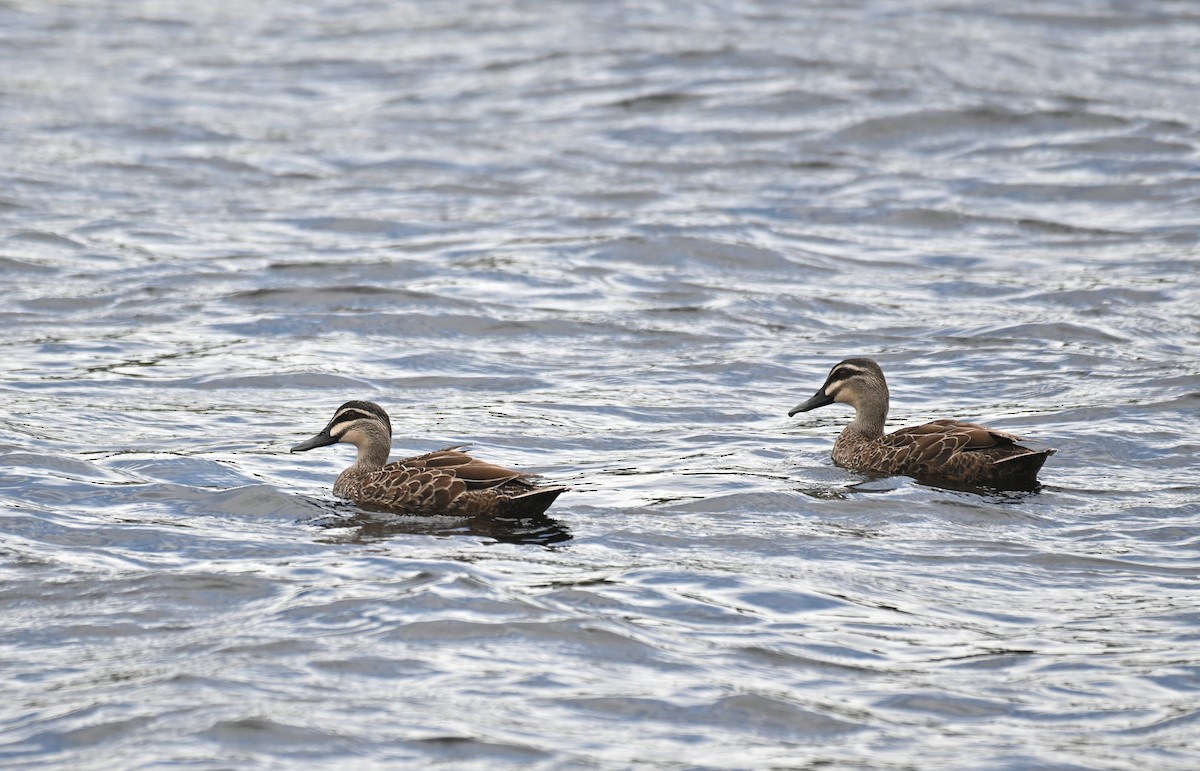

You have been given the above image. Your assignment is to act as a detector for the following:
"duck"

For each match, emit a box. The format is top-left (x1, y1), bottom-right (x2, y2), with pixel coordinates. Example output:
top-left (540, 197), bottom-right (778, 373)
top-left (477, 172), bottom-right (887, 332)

top-left (291, 400), bottom-right (567, 516)
top-left (788, 358), bottom-right (1055, 490)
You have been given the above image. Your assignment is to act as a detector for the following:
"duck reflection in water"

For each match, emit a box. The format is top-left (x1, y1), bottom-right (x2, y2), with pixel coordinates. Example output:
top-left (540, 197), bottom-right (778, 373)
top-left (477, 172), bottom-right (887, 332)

top-left (311, 503), bottom-right (572, 547)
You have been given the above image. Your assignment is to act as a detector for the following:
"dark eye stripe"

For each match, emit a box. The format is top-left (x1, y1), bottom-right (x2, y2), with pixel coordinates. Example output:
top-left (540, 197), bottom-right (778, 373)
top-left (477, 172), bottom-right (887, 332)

top-left (325, 400), bottom-right (392, 437)
top-left (331, 409), bottom-right (377, 428)
top-left (828, 365), bottom-right (865, 382)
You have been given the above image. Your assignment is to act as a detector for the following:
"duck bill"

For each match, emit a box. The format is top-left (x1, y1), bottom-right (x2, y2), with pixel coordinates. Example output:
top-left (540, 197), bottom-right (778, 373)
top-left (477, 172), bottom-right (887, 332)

top-left (291, 431), bottom-right (336, 453)
top-left (788, 390), bottom-right (834, 417)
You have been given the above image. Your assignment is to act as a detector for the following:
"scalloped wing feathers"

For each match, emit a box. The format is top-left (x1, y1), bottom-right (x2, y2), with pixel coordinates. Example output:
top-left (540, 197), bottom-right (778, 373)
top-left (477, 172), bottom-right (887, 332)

top-left (333, 446), bottom-right (565, 516)
top-left (834, 419), bottom-right (1053, 489)
top-left (411, 447), bottom-right (528, 488)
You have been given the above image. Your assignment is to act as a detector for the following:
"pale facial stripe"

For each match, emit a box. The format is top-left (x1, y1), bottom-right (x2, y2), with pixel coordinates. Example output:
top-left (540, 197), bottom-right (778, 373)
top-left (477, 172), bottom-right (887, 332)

top-left (329, 408), bottom-right (381, 438)
top-left (824, 364), bottom-right (868, 396)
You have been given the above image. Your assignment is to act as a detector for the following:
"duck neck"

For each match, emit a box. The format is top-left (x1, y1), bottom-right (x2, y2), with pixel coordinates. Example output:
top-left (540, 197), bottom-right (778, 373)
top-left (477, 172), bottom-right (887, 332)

top-left (844, 389), bottom-right (888, 441)
top-left (347, 424), bottom-right (392, 474)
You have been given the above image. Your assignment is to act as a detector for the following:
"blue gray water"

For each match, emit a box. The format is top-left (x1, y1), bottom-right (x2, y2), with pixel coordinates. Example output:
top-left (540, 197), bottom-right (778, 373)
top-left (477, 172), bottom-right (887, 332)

top-left (2, 1), bottom-right (1199, 768)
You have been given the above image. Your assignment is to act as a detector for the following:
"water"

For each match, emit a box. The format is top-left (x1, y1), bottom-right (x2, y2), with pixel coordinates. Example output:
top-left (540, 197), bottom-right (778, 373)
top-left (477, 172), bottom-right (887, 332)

top-left (2, 0), bottom-right (1199, 768)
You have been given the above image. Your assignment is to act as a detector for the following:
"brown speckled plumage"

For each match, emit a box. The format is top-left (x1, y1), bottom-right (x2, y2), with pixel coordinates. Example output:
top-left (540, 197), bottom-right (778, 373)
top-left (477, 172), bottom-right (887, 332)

top-left (291, 400), bottom-right (567, 516)
top-left (789, 358), bottom-right (1055, 490)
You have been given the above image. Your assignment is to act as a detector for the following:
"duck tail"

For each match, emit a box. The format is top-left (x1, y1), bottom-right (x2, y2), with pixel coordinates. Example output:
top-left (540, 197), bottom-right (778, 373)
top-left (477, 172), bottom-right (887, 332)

top-left (502, 486), bottom-right (569, 517)
top-left (992, 448), bottom-right (1055, 487)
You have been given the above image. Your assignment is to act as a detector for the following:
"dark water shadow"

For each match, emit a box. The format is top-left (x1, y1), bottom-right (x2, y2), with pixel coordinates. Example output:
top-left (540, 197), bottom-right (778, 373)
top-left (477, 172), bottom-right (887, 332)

top-left (796, 471), bottom-right (1045, 501)
top-left (911, 476), bottom-right (1045, 499)
top-left (302, 500), bottom-right (572, 547)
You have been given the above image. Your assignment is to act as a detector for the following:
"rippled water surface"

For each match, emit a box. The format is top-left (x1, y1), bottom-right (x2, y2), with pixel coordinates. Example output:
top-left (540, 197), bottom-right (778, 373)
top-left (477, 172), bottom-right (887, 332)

top-left (3, 1), bottom-right (1200, 768)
